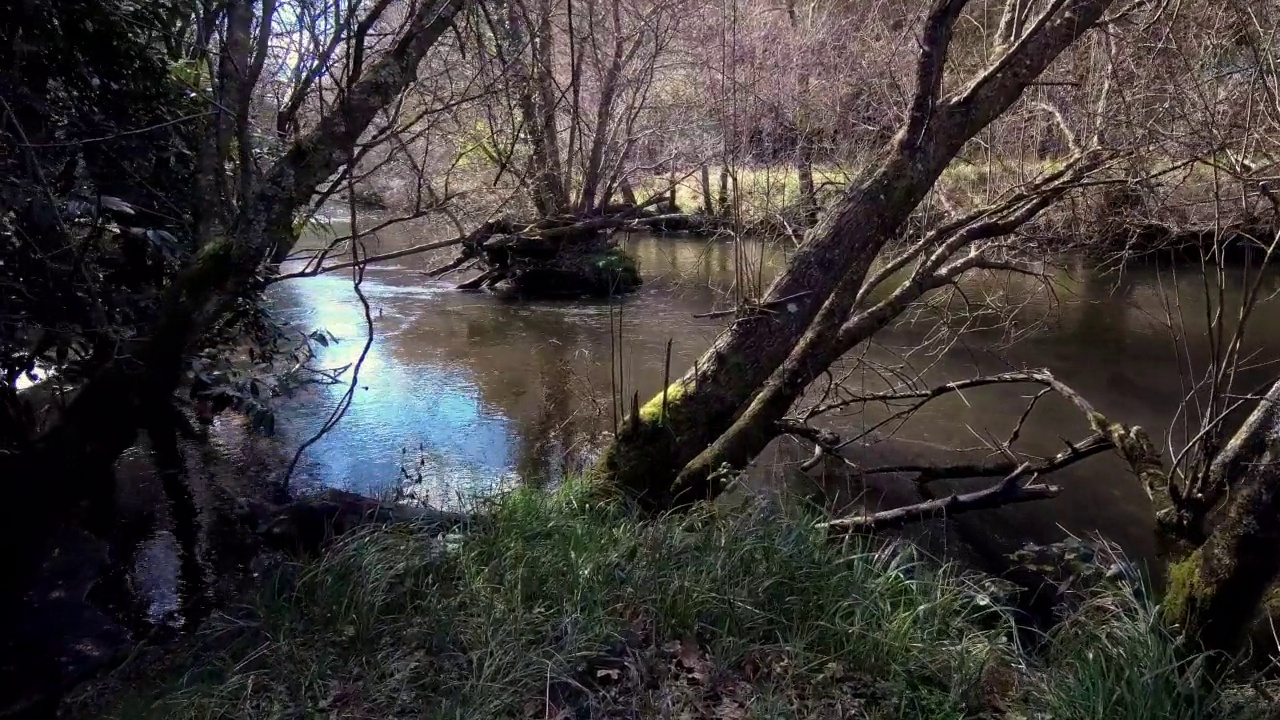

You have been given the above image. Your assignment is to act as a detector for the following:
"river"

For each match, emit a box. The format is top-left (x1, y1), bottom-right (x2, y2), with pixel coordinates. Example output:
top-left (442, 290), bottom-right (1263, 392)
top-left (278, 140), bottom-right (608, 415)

top-left (264, 222), bottom-right (1280, 569)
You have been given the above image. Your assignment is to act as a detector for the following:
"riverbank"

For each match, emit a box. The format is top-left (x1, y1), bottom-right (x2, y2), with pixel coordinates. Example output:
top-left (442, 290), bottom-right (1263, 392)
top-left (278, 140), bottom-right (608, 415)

top-left (632, 161), bottom-right (1277, 261)
top-left (67, 484), bottom-right (1270, 719)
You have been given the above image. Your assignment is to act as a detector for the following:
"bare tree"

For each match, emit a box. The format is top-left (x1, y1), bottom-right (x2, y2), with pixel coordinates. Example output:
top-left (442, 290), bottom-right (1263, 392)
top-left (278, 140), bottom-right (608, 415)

top-left (473, 0), bottom-right (682, 216)
top-left (3, 0), bottom-right (471, 596)
top-left (593, 0), bottom-right (1121, 506)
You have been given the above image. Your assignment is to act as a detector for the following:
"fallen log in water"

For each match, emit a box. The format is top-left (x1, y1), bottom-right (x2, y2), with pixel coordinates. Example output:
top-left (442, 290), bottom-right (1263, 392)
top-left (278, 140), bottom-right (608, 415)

top-left (428, 206), bottom-right (683, 299)
top-left (281, 204), bottom-right (737, 296)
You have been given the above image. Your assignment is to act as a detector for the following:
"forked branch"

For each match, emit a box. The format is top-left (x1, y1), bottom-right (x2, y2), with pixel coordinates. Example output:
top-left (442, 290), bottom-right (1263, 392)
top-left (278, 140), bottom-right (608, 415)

top-left (818, 369), bottom-right (1172, 532)
top-left (826, 431), bottom-right (1111, 532)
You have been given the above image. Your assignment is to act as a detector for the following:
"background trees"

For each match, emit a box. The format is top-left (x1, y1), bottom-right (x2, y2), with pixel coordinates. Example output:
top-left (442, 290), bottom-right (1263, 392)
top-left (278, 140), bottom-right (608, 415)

top-left (6, 0), bottom-right (1280, 686)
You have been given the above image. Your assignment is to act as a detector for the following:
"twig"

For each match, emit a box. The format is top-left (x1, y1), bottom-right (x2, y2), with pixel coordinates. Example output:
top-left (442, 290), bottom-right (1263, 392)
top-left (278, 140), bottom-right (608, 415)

top-left (825, 433), bottom-right (1112, 533)
top-left (14, 111), bottom-right (214, 147)
top-left (692, 290), bottom-right (813, 319)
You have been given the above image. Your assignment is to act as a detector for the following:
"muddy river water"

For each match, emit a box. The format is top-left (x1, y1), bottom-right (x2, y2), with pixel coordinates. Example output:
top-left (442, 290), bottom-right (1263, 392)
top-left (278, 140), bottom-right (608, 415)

top-left (265, 224), bottom-right (1280, 569)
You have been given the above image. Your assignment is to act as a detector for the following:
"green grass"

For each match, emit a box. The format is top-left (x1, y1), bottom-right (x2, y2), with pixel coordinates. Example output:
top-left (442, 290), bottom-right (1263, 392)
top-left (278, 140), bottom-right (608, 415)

top-left (638, 166), bottom-right (852, 221)
top-left (636, 159), bottom-right (1074, 226)
top-left (82, 485), bottom-right (1267, 719)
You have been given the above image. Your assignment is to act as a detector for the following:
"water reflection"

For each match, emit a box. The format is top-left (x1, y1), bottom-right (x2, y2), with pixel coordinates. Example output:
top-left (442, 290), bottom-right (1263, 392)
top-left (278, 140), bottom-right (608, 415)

top-left (271, 228), bottom-right (1280, 565)
top-left (268, 274), bottom-right (519, 503)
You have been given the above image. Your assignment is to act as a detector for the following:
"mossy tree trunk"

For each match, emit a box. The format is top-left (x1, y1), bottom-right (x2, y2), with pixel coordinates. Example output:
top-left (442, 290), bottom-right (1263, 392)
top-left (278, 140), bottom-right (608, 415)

top-left (2, 0), bottom-right (468, 582)
top-left (592, 0), bottom-right (1118, 507)
top-left (1163, 426), bottom-right (1280, 659)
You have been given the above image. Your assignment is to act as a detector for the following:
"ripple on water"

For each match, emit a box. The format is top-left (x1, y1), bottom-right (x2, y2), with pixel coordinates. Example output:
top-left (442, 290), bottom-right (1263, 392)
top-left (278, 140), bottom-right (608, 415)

top-left (131, 532), bottom-right (180, 624)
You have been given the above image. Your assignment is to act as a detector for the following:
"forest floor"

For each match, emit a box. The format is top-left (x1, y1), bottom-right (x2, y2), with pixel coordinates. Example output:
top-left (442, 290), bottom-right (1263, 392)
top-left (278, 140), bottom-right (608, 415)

top-left (69, 483), bottom-right (1273, 720)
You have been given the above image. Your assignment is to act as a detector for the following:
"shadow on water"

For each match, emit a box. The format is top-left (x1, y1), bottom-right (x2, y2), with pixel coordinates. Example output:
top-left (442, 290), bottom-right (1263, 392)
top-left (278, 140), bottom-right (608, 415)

top-left (271, 226), bottom-right (1280, 571)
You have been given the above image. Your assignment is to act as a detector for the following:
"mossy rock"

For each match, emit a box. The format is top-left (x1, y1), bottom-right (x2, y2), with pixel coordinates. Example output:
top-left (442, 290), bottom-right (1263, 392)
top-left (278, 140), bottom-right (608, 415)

top-left (586, 247), bottom-right (641, 292)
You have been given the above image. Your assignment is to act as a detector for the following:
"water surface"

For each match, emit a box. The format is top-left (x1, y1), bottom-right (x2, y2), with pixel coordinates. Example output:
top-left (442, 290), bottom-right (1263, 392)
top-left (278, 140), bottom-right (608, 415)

top-left (268, 224), bottom-right (1280, 566)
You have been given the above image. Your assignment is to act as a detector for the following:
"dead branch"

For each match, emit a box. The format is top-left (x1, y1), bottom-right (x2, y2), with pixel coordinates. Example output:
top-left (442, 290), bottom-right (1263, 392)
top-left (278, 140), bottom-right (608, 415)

top-left (862, 431), bottom-right (1113, 485)
top-left (828, 475), bottom-right (1060, 533)
top-left (808, 369), bottom-right (1082, 417)
top-left (826, 432), bottom-right (1114, 533)
top-left (808, 367), bottom-right (1175, 523)
top-left (693, 291), bottom-right (814, 320)
top-left (775, 418), bottom-right (853, 471)
top-left (272, 236), bottom-right (464, 283)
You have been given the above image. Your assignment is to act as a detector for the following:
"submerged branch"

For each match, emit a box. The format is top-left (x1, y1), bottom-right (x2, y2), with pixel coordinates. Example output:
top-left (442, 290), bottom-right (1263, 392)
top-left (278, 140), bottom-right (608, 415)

top-left (827, 480), bottom-right (1062, 533)
top-left (808, 368), bottom-right (1174, 531)
top-left (272, 236), bottom-right (464, 283)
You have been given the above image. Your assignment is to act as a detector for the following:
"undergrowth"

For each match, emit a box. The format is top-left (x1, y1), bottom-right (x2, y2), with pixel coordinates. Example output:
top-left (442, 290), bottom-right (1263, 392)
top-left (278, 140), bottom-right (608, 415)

top-left (83, 485), bottom-right (1266, 719)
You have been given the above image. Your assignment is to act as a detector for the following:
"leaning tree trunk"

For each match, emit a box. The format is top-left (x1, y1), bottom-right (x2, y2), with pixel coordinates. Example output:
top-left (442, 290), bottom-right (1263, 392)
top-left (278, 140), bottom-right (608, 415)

top-left (2, 0), bottom-right (468, 583)
top-left (675, 152), bottom-right (1108, 499)
top-left (1163, 421), bottom-right (1280, 660)
top-left (591, 0), bottom-right (1117, 507)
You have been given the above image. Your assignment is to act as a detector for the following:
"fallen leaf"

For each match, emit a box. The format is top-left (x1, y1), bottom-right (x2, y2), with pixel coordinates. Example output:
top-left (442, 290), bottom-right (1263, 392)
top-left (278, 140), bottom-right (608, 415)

top-left (676, 639), bottom-right (712, 684)
top-left (678, 640), bottom-right (701, 670)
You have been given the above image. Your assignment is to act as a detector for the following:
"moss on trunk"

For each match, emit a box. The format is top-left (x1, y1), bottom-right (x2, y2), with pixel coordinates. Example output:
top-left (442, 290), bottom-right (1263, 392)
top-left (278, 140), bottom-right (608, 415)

top-left (1161, 438), bottom-right (1280, 659)
top-left (589, 379), bottom-right (699, 508)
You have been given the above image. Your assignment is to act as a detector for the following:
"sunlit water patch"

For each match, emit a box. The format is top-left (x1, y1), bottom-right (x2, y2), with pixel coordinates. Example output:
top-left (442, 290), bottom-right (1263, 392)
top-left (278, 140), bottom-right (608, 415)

top-left (267, 273), bottom-right (520, 505)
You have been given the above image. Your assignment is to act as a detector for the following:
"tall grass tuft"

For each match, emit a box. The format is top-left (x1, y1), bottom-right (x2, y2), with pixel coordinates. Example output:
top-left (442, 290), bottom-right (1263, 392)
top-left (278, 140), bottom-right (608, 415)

top-left (85, 486), bottom-right (1264, 719)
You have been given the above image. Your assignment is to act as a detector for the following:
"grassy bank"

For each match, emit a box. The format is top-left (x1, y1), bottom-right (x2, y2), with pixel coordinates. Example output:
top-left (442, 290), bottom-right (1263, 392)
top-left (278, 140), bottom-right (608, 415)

top-left (80, 487), bottom-right (1265, 719)
top-left (637, 158), bottom-right (1262, 257)
top-left (634, 161), bottom-right (1064, 225)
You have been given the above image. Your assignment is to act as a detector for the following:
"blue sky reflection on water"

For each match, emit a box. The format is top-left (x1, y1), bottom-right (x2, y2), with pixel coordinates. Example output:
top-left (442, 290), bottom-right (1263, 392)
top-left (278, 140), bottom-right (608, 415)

top-left (248, 232), bottom-right (1280, 568)
top-left (266, 272), bottom-right (517, 504)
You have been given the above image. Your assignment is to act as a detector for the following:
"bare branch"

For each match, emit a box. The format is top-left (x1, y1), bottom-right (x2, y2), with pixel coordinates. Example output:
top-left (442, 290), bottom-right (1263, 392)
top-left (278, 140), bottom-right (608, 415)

top-left (826, 432), bottom-right (1114, 532)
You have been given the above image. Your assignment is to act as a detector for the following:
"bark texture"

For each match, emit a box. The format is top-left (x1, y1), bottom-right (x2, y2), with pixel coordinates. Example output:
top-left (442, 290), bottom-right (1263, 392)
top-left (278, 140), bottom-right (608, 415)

top-left (593, 0), bottom-right (1118, 506)
top-left (1163, 432), bottom-right (1280, 659)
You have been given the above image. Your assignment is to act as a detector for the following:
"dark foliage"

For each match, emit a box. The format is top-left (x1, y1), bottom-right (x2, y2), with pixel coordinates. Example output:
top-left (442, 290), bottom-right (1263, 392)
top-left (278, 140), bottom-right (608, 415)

top-left (1, 0), bottom-right (203, 441)
top-left (0, 0), bottom-right (306, 453)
